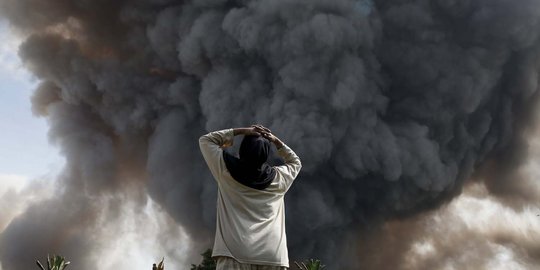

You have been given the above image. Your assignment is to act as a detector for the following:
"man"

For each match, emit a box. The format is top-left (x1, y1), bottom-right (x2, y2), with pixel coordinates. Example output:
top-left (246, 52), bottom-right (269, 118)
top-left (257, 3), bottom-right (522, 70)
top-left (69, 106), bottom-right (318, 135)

top-left (199, 125), bottom-right (302, 270)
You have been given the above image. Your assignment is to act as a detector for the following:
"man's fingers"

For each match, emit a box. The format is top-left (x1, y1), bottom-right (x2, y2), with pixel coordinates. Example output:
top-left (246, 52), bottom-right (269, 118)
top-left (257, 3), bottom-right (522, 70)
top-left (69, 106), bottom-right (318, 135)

top-left (252, 124), bottom-right (271, 133)
top-left (249, 125), bottom-right (264, 135)
top-left (261, 125), bottom-right (271, 133)
top-left (261, 132), bottom-right (275, 142)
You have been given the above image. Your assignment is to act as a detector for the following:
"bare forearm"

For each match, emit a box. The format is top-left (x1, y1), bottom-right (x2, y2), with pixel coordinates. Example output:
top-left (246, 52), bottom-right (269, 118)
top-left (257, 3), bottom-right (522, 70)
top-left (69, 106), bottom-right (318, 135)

top-left (233, 127), bottom-right (252, 136)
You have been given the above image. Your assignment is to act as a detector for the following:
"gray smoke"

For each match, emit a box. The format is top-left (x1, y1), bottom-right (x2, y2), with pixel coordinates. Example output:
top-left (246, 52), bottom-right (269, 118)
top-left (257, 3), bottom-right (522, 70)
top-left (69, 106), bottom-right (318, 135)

top-left (2, 0), bottom-right (540, 269)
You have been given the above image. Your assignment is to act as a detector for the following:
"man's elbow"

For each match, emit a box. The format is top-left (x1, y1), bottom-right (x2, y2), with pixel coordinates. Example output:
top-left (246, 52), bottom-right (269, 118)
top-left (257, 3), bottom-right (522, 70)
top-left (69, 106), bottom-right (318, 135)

top-left (295, 159), bottom-right (302, 171)
top-left (199, 132), bottom-right (212, 143)
top-left (199, 135), bottom-right (210, 150)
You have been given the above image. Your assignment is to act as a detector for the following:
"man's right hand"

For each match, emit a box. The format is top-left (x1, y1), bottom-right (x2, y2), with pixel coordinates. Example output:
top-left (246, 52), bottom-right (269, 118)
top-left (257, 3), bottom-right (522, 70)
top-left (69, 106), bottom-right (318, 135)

top-left (252, 124), bottom-right (271, 134)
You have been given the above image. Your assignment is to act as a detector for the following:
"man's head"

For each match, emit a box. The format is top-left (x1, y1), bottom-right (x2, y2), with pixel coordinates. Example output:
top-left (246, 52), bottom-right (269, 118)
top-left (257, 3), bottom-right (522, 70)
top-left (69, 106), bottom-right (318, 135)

top-left (223, 133), bottom-right (276, 190)
top-left (239, 135), bottom-right (271, 167)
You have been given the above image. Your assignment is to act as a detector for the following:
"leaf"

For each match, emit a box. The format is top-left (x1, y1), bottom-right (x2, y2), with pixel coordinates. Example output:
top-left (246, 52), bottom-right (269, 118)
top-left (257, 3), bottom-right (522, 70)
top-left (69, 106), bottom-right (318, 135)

top-left (36, 260), bottom-right (46, 270)
top-left (54, 255), bottom-right (62, 268)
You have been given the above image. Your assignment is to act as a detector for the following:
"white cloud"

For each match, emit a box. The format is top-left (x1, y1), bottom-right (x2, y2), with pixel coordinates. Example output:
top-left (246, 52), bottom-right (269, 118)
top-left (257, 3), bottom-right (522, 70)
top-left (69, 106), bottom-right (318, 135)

top-left (0, 174), bottom-right (55, 232)
top-left (0, 173), bottom-right (29, 194)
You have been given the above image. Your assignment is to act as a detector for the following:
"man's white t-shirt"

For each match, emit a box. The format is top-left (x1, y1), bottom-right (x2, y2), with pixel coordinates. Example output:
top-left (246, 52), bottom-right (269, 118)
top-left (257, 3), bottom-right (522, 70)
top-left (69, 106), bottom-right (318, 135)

top-left (199, 129), bottom-right (302, 267)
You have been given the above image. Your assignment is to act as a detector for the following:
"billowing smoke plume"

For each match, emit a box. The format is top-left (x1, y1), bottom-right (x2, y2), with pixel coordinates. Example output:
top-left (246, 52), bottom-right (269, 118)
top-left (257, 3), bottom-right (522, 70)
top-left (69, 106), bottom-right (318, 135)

top-left (1, 0), bottom-right (540, 269)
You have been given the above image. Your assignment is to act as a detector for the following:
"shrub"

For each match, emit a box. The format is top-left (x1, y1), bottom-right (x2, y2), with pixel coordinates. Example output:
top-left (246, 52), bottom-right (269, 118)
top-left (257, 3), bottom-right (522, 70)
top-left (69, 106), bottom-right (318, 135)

top-left (190, 249), bottom-right (216, 270)
top-left (36, 255), bottom-right (70, 270)
top-left (294, 259), bottom-right (325, 270)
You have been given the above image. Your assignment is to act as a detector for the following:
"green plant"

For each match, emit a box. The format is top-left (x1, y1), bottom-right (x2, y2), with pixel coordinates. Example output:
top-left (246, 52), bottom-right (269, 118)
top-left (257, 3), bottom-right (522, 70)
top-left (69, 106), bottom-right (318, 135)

top-left (294, 259), bottom-right (325, 270)
top-left (36, 255), bottom-right (70, 270)
top-left (190, 249), bottom-right (216, 270)
top-left (152, 257), bottom-right (164, 270)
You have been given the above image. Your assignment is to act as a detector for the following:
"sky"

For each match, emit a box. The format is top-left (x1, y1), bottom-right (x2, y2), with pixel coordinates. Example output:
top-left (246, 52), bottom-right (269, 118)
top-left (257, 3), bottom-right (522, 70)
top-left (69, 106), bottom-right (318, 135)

top-left (0, 20), bottom-right (64, 195)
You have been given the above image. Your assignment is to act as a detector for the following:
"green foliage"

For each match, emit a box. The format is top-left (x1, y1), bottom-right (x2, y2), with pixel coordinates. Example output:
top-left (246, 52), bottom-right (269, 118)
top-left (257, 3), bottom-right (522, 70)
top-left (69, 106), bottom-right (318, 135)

top-left (190, 249), bottom-right (216, 270)
top-left (152, 257), bottom-right (164, 270)
top-left (294, 259), bottom-right (325, 270)
top-left (36, 255), bottom-right (70, 270)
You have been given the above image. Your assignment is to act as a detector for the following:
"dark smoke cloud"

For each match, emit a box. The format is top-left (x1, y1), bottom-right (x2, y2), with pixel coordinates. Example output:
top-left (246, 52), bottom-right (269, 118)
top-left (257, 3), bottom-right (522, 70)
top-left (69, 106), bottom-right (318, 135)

top-left (2, 0), bottom-right (540, 269)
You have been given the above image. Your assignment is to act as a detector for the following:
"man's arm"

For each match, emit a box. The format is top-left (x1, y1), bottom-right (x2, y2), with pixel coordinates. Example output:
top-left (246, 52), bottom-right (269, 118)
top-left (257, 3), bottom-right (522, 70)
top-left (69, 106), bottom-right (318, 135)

top-left (275, 144), bottom-right (302, 182)
top-left (199, 129), bottom-right (234, 180)
top-left (254, 125), bottom-right (302, 191)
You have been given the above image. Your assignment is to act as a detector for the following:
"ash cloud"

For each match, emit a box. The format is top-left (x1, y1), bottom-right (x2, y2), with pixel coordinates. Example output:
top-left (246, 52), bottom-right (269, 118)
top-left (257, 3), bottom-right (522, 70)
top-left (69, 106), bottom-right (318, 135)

top-left (1, 0), bottom-right (540, 269)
